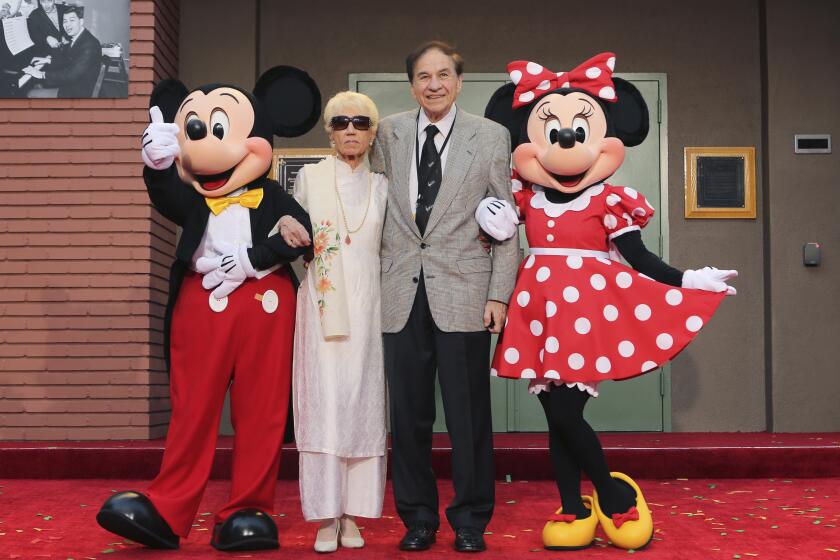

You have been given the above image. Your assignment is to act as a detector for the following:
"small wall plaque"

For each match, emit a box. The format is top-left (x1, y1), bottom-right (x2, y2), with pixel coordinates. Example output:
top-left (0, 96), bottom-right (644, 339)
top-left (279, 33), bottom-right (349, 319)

top-left (684, 147), bottom-right (756, 219)
top-left (794, 134), bottom-right (831, 154)
top-left (269, 148), bottom-right (334, 195)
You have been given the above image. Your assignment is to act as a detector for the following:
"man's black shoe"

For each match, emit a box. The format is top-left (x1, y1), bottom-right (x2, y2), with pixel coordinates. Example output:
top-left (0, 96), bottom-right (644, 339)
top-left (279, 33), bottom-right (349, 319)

top-left (398, 525), bottom-right (436, 551)
top-left (454, 527), bottom-right (486, 553)
top-left (211, 509), bottom-right (279, 551)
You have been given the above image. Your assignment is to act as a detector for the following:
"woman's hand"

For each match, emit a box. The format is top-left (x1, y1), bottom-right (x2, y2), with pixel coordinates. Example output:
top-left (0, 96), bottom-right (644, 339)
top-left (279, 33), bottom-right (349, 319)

top-left (279, 215), bottom-right (311, 248)
top-left (46, 36), bottom-right (60, 48)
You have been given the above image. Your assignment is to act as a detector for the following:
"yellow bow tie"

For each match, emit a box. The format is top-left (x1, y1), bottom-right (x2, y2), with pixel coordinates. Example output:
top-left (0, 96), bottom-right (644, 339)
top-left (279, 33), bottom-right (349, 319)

top-left (205, 188), bottom-right (264, 216)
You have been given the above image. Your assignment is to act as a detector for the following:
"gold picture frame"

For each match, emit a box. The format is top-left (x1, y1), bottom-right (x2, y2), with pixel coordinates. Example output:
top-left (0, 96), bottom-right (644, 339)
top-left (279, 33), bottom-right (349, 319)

top-left (270, 147), bottom-right (335, 194)
top-left (684, 147), bottom-right (756, 219)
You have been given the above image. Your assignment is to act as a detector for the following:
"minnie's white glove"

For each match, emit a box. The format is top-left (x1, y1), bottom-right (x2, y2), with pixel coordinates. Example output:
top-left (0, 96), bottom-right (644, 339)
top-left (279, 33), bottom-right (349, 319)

top-left (196, 244), bottom-right (257, 300)
top-left (475, 197), bottom-right (519, 241)
top-left (682, 267), bottom-right (738, 296)
top-left (141, 106), bottom-right (180, 170)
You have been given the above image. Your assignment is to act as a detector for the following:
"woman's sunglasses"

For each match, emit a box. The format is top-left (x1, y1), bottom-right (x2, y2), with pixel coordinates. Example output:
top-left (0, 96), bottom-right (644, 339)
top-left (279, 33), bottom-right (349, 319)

top-left (330, 115), bottom-right (372, 131)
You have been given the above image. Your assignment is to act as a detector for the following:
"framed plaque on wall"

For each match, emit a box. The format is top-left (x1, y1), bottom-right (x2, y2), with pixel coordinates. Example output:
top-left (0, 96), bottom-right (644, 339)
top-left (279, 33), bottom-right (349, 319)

top-left (270, 148), bottom-right (334, 195)
top-left (684, 147), bottom-right (756, 219)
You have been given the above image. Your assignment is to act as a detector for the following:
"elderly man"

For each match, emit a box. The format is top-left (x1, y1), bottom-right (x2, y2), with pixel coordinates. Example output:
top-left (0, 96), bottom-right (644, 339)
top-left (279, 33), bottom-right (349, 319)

top-left (372, 40), bottom-right (519, 553)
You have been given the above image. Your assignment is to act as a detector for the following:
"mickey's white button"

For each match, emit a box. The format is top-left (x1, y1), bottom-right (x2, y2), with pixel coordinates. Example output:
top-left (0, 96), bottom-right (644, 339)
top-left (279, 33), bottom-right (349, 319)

top-left (261, 290), bottom-right (279, 314)
top-left (209, 293), bottom-right (228, 312)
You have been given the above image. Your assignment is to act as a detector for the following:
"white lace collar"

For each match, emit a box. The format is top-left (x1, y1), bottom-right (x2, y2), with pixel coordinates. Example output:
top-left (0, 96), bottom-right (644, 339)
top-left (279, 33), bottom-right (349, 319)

top-left (530, 183), bottom-right (605, 218)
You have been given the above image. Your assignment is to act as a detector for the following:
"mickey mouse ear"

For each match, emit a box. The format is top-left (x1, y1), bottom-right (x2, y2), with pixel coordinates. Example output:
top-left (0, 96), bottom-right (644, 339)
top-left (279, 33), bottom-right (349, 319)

top-left (253, 66), bottom-right (321, 138)
top-left (484, 83), bottom-right (526, 147)
top-left (149, 79), bottom-right (190, 123)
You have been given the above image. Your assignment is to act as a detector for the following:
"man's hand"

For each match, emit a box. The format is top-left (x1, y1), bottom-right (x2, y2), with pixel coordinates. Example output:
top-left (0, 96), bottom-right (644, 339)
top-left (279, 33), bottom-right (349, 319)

top-left (141, 106), bottom-right (180, 170)
top-left (278, 215), bottom-right (311, 248)
top-left (478, 231), bottom-right (492, 254)
top-left (484, 301), bottom-right (507, 334)
top-left (22, 66), bottom-right (45, 79)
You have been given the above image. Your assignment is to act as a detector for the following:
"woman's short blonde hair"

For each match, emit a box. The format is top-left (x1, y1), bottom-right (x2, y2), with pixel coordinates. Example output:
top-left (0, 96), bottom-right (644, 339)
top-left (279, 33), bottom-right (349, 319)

top-left (323, 91), bottom-right (379, 135)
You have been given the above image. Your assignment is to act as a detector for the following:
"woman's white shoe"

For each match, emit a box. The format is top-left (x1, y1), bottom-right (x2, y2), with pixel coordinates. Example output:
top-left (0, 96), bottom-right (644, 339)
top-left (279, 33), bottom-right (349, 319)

top-left (314, 518), bottom-right (339, 553)
top-left (339, 515), bottom-right (365, 548)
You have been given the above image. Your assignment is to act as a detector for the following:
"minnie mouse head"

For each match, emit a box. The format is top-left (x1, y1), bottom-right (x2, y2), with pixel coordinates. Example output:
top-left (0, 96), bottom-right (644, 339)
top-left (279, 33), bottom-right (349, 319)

top-left (148, 66), bottom-right (321, 198)
top-left (485, 53), bottom-right (648, 194)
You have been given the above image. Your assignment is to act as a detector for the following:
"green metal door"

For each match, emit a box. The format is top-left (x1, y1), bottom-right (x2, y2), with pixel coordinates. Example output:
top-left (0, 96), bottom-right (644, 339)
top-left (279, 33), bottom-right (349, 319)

top-left (351, 73), bottom-right (669, 433)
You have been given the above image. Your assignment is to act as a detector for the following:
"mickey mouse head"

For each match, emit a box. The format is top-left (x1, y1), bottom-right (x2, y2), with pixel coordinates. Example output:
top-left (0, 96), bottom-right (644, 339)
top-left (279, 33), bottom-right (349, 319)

top-left (485, 53), bottom-right (649, 194)
top-left (148, 66), bottom-right (321, 198)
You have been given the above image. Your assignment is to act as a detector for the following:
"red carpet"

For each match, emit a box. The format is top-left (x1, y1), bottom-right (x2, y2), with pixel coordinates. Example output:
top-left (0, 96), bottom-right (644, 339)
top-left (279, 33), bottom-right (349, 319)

top-left (0, 478), bottom-right (837, 559)
top-left (2, 433), bottom-right (839, 479)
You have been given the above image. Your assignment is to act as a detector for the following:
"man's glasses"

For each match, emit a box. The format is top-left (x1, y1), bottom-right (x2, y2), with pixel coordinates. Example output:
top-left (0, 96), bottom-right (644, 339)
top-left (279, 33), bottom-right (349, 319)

top-left (330, 115), bottom-right (372, 131)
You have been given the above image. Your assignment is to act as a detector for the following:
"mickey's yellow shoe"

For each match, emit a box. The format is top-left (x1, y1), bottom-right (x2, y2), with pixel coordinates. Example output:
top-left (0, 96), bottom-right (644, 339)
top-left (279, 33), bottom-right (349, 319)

top-left (592, 472), bottom-right (653, 550)
top-left (541, 496), bottom-right (598, 550)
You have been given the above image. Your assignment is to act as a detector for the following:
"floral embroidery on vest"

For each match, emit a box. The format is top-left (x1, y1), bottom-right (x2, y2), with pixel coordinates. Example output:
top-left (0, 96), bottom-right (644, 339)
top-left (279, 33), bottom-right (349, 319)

top-left (312, 219), bottom-right (340, 315)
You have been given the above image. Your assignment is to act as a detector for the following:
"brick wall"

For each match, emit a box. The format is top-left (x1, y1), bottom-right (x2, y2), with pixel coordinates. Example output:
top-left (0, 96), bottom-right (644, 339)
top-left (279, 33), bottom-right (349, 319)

top-left (0, 0), bottom-right (179, 440)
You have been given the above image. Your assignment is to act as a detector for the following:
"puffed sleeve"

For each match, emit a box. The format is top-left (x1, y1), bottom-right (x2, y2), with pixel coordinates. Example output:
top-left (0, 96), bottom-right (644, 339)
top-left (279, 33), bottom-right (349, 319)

top-left (602, 185), bottom-right (655, 239)
top-left (511, 169), bottom-right (535, 223)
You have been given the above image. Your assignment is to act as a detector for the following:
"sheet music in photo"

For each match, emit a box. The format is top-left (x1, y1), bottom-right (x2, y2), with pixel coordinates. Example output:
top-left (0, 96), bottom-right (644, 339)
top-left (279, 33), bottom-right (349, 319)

top-left (2, 16), bottom-right (35, 56)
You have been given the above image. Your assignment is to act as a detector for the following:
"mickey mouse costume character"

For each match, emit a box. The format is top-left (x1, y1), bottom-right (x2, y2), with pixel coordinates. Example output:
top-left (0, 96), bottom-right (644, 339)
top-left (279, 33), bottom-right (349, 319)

top-left (477, 53), bottom-right (737, 551)
top-left (95, 67), bottom-right (320, 552)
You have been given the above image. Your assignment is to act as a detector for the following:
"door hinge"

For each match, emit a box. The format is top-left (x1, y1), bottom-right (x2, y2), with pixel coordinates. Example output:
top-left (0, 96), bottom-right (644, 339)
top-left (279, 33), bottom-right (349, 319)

top-left (657, 98), bottom-right (662, 124)
top-left (660, 370), bottom-right (666, 396)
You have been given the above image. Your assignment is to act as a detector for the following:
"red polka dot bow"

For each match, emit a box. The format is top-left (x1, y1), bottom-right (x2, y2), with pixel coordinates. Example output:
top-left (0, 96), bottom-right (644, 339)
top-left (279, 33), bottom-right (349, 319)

top-left (508, 52), bottom-right (618, 108)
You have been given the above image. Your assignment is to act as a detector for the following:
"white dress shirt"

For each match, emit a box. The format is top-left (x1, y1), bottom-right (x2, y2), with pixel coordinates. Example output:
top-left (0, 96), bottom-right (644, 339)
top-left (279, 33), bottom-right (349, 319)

top-left (409, 104), bottom-right (457, 217)
top-left (192, 187), bottom-right (278, 279)
top-left (68, 28), bottom-right (83, 47)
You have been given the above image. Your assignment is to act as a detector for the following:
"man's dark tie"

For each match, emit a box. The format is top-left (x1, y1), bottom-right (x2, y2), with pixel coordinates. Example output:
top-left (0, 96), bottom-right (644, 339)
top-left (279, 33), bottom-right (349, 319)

top-left (415, 124), bottom-right (441, 235)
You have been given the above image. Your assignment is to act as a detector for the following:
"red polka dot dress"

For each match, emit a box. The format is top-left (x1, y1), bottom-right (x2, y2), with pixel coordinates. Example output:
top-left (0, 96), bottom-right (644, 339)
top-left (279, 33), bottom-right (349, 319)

top-left (491, 175), bottom-right (725, 396)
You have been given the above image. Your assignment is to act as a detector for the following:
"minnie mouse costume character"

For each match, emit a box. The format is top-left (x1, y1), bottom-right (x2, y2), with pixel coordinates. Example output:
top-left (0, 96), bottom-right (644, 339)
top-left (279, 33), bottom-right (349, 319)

top-left (477, 53), bottom-right (737, 551)
top-left (95, 67), bottom-right (320, 552)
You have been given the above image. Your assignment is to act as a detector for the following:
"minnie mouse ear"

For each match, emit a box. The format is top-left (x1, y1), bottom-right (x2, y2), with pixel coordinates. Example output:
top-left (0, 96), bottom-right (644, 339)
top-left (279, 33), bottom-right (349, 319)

top-left (149, 79), bottom-right (190, 123)
top-left (253, 66), bottom-right (321, 138)
top-left (484, 83), bottom-right (526, 147)
top-left (608, 78), bottom-right (649, 148)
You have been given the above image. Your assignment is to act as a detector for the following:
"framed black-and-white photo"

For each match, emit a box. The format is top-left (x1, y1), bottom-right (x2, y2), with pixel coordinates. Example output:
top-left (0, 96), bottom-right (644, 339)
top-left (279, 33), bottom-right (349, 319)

top-left (0, 0), bottom-right (129, 98)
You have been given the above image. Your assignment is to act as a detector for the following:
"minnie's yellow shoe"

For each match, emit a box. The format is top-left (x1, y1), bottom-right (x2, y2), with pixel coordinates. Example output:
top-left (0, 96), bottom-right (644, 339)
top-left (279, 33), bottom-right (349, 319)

top-left (541, 496), bottom-right (598, 550)
top-left (592, 472), bottom-right (653, 550)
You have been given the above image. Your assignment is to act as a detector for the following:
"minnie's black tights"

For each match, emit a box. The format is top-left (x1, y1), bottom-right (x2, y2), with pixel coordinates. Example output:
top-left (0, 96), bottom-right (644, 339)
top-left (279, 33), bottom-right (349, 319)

top-left (537, 384), bottom-right (636, 519)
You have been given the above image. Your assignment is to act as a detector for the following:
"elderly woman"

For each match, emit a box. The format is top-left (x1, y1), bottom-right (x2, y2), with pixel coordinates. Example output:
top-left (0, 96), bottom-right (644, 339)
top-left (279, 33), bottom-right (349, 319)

top-left (285, 91), bottom-right (388, 553)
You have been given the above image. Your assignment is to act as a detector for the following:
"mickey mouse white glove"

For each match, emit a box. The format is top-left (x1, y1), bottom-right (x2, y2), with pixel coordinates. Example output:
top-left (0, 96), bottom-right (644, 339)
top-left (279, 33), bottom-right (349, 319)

top-left (475, 197), bottom-right (519, 241)
top-left (682, 267), bottom-right (738, 296)
top-left (141, 106), bottom-right (181, 170)
top-left (195, 243), bottom-right (257, 300)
